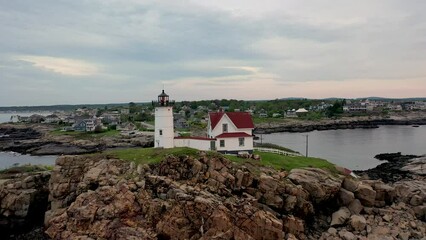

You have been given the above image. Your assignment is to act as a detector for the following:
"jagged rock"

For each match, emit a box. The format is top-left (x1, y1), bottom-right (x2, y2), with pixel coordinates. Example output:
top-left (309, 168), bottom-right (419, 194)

top-left (338, 188), bottom-right (355, 206)
top-left (0, 171), bottom-right (50, 238)
top-left (354, 183), bottom-right (376, 207)
top-left (288, 168), bottom-right (342, 203)
top-left (327, 227), bottom-right (337, 235)
top-left (330, 207), bottom-right (351, 226)
top-left (401, 157), bottom-right (426, 175)
top-left (413, 205), bottom-right (426, 221)
top-left (394, 180), bottom-right (426, 206)
top-left (349, 215), bottom-right (366, 231)
top-left (28, 152), bottom-right (426, 239)
top-left (342, 177), bottom-right (359, 192)
top-left (259, 174), bottom-right (278, 193)
top-left (282, 215), bottom-right (305, 236)
top-left (348, 199), bottom-right (363, 215)
top-left (338, 229), bottom-right (356, 240)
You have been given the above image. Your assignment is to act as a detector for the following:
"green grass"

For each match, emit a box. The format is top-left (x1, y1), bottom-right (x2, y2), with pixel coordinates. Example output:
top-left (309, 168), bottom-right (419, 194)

top-left (0, 164), bottom-right (53, 176)
top-left (50, 129), bottom-right (120, 139)
top-left (226, 151), bottom-right (336, 172)
top-left (254, 143), bottom-right (299, 153)
top-left (103, 146), bottom-right (335, 173)
top-left (104, 147), bottom-right (199, 165)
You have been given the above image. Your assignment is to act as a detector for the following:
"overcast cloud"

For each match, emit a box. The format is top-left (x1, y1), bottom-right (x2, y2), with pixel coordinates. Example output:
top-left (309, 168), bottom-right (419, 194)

top-left (0, 0), bottom-right (425, 106)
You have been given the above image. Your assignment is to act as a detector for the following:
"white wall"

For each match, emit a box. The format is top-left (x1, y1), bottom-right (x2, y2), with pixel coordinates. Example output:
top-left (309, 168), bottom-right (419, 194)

top-left (174, 138), bottom-right (213, 151)
top-left (216, 136), bottom-right (253, 152)
top-left (155, 106), bottom-right (174, 148)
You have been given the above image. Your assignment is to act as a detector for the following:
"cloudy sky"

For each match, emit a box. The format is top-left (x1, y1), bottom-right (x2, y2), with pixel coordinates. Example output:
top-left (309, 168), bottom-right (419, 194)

top-left (1, 0), bottom-right (425, 106)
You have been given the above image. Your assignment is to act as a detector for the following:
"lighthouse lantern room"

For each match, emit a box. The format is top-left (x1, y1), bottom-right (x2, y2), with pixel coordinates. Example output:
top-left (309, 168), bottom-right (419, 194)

top-left (154, 90), bottom-right (174, 148)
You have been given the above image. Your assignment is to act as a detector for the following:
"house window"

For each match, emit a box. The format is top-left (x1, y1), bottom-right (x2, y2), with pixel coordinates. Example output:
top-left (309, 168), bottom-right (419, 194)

top-left (222, 124), bottom-right (228, 133)
top-left (220, 140), bottom-right (225, 147)
top-left (239, 138), bottom-right (245, 147)
top-left (159, 130), bottom-right (163, 136)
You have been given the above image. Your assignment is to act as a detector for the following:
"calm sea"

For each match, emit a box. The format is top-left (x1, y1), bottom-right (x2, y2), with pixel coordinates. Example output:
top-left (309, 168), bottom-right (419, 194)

top-left (1, 112), bottom-right (56, 169)
top-left (0, 152), bottom-right (57, 170)
top-left (261, 125), bottom-right (426, 170)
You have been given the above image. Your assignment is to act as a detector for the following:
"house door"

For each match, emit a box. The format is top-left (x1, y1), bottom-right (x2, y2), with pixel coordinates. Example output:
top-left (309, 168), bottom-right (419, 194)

top-left (210, 141), bottom-right (216, 151)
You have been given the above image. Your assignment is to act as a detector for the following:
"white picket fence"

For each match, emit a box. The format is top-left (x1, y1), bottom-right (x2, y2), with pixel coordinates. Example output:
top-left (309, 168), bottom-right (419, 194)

top-left (254, 147), bottom-right (302, 157)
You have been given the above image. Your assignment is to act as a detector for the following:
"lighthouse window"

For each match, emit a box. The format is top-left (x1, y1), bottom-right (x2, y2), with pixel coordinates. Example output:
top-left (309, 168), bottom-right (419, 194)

top-left (220, 140), bottom-right (225, 147)
top-left (159, 130), bottom-right (163, 135)
top-left (239, 138), bottom-right (245, 146)
top-left (222, 124), bottom-right (228, 133)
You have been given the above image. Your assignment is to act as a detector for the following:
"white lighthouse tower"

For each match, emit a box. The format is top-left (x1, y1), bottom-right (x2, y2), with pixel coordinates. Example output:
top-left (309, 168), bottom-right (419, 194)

top-left (154, 90), bottom-right (174, 148)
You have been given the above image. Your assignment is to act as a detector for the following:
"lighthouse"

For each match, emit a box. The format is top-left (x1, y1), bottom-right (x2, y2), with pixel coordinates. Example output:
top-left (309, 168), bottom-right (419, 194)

top-left (154, 90), bottom-right (174, 148)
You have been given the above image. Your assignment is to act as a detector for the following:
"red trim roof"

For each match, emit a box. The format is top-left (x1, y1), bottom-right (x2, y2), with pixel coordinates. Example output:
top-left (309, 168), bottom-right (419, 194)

top-left (216, 132), bottom-right (253, 138)
top-left (174, 136), bottom-right (215, 141)
top-left (209, 112), bottom-right (254, 130)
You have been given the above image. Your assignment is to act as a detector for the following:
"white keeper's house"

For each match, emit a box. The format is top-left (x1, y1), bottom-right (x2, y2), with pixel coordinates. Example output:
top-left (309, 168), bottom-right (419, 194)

top-left (153, 90), bottom-right (254, 154)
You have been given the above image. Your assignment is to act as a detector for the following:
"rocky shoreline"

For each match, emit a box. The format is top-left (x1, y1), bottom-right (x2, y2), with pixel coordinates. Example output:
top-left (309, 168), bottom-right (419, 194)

top-left (0, 124), bottom-right (154, 156)
top-left (354, 152), bottom-right (425, 183)
top-left (255, 117), bottom-right (426, 134)
top-left (0, 151), bottom-right (425, 239)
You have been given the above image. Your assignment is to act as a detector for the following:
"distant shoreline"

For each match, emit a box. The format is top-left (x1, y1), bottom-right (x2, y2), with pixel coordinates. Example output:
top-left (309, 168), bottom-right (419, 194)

top-left (255, 115), bottom-right (426, 133)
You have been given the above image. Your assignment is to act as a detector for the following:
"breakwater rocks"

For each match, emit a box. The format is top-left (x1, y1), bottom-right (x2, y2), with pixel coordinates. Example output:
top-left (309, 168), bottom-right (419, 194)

top-left (355, 153), bottom-right (426, 183)
top-left (255, 118), bottom-right (426, 134)
top-left (2, 152), bottom-right (425, 239)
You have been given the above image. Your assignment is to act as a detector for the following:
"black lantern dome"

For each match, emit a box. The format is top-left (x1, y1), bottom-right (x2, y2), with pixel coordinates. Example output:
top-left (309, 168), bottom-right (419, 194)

top-left (153, 89), bottom-right (174, 107)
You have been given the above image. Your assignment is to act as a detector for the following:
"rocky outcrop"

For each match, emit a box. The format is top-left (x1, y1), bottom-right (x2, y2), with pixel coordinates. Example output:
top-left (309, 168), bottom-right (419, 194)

top-left (354, 153), bottom-right (424, 183)
top-left (41, 152), bottom-right (426, 240)
top-left (255, 117), bottom-right (426, 134)
top-left (0, 124), bottom-right (154, 156)
top-left (0, 171), bottom-right (51, 239)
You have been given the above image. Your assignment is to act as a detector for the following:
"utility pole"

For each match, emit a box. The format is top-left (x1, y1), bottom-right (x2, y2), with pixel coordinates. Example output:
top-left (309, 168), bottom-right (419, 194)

top-left (305, 134), bottom-right (309, 157)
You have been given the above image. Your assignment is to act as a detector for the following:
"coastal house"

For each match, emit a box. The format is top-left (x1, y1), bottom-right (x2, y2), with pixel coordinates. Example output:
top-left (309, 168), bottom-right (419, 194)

top-left (45, 114), bottom-right (61, 124)
top-left (295, 108), bottom-right (309, 117)
top-left (116, 122), bottom-right (137, 131)
top-left (73, 118), bottom-right (103, 132)
top-left (207, 112), bottom-right (254, 154)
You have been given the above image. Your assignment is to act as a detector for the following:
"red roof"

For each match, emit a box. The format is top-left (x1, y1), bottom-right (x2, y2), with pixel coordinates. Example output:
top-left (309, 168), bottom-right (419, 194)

top-left (174, 136), bottom-right (215, 141)
top-left (209, 112), bottom-right (254, 130)
top-left (216, 132), bottom-right (253, 138)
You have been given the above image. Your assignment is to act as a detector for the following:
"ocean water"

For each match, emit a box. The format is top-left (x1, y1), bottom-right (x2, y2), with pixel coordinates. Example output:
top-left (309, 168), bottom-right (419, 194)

top-left (260, 125), bottom-right (426, 170)
top-left (0, 152), bottom-right (57, 170)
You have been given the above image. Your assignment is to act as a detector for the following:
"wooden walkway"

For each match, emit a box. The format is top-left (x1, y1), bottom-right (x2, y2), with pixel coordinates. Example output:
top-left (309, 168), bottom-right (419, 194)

top-left (254, 147), bottom-right (302, 157)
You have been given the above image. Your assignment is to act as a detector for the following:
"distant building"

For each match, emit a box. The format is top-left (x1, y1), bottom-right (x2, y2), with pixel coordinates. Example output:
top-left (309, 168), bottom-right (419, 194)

top-left (295, 108), bottom-right (309, 117)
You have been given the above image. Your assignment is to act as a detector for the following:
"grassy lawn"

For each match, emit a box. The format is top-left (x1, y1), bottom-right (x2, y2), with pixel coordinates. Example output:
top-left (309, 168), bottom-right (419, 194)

top-left (104, 147), bottom-right (199, 165)
top-left (104, 147), bottom-right (335, 173)
top-left (226, 151), bottom-right (336, 172)
top-left (50, 129), bottom-right (120, 139)
top-left (255, 143), bottom-right (299, 154)
top-left (0, 165), bottom-right (53, 177)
